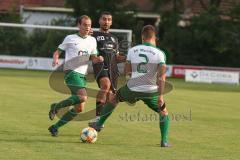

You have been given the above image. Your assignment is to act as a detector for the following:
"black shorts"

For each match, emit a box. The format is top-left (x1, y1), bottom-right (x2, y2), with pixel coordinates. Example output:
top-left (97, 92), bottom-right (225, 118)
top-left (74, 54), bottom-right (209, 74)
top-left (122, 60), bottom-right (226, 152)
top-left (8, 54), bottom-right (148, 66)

top-left (93, 62), bottom-right (119, 92)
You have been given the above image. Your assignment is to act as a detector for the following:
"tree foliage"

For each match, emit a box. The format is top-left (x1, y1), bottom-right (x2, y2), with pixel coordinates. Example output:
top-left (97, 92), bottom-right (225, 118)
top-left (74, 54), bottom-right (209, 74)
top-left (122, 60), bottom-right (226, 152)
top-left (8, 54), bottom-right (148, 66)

top-left (65, 0), bottom-right (137, 29)
top-left (0, 12), bottom-right (29, 56)
top-left (65, 0), bottom-right (143, 44)
top-left (158, 3), bottom-right (240, 67)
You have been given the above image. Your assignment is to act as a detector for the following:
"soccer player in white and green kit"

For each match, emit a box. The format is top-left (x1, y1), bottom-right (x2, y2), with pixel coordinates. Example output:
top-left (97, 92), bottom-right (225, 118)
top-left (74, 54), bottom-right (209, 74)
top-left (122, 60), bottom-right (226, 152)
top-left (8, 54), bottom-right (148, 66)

top-left (90, 25), bottom-right (170, 147)
top-left (48, 15), bottom-right (103, 136)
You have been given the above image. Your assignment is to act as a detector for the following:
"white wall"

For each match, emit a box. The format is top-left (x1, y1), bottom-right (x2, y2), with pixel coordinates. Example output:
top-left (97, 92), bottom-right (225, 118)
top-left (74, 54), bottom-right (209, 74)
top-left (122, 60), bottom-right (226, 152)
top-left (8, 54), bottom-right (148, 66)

top-left (22, 10), bottom-right (69, 25)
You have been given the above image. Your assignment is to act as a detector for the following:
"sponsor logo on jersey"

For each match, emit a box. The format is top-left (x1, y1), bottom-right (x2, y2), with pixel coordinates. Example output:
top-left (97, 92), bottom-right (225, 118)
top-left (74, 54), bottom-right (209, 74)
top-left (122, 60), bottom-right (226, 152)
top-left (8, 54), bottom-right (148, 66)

top-left (78, 50), bottom-right (89, 56)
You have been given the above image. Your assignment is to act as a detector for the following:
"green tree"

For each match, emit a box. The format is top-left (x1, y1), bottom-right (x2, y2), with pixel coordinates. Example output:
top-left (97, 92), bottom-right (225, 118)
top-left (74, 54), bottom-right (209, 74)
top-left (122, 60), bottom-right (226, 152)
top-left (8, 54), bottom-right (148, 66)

top-left (152, 0), bottom-right (184, 12)
top-left (159, 4), bottom-right (240, 67)
top-left (65, 0), bottom-right (141, 44)
top-left (65, 0), bottom-right (137, 28)
top-left (28, 19), bottom-right (75, 57)
top-left (197, 0), bottom-right (222, 10)
top-left (0, 11), bottom-right (29, 56)
top-left (152, 0), bottom-right (240, 67)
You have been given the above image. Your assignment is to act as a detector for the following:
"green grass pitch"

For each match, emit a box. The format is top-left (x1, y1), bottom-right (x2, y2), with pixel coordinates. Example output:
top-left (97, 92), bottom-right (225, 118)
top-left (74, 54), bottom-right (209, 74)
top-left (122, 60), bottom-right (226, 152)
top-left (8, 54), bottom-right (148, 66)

top-left (0, 69), bottom-right (240, 160)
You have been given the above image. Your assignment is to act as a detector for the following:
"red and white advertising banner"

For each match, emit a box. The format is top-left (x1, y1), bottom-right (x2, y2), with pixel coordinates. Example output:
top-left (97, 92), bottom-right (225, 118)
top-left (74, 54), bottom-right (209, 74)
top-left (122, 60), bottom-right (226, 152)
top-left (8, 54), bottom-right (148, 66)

top-left (172, 65), bottom-right (240, 79)
top-left (0, 55), bottom-right (64, 71)
top-left (0, 55), bottom-right (28, 69)
top-left (172, 65), bottom-right (204, 78)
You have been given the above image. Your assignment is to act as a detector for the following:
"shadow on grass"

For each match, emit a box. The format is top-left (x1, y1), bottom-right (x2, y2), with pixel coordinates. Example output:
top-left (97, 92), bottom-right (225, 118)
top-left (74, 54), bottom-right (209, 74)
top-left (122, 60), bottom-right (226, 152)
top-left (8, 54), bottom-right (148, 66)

top-left (0, 130), bottom-right (162, 147)
top-left (0, 138), bottom-right (162, 148)
top-left (0, 130), bottom-right (79, 138)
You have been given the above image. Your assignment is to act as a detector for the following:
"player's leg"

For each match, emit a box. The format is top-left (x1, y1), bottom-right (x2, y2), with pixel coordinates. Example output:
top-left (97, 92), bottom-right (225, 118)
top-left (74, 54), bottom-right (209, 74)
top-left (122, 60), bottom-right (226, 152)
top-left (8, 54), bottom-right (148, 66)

top-left (94, 91), bottom-right (118, 131)
top-left (51, 89), bottom-right (87, 130)
top-left (89, 89), bottom-right (120, 131)
top-left (49, 71), bottom-right (86, 120)
top-left (90, 85), bottom-right (135, 131)
top-left (96, 84), bottom-right (138, 127)
top-left (142, 96), bottom-right (170, 147)
top-left (49, 88), bottom-right (87, 136)
top-left (49, 96), bottom-right (82, 120)
top-left (95, 63), bottom-right (119, 122)
top-left (48, 71), bottom-right (87, 136)
top-left (93, 61), bottom-right (111, 118)
top-left (96, 76), bottom-right (111, 117)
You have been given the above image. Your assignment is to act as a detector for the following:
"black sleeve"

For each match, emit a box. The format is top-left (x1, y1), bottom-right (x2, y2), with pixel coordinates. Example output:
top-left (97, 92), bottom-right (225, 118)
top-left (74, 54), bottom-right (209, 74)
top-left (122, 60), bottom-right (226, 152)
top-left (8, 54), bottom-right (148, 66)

top-left (114, 36), bottom-right (119, 54)
top-left (112, 35), bottom-right (119, 54)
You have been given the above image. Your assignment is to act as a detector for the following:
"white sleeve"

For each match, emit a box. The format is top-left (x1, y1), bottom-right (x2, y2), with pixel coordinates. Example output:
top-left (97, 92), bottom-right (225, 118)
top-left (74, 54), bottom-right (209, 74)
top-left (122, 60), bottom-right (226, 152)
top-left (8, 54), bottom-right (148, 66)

top-left (58, 36), bottom-right (70, 51)
top-left (158, 51), bottom-right (166, 65)
top-left (91, 38), bottom-right (98, 55)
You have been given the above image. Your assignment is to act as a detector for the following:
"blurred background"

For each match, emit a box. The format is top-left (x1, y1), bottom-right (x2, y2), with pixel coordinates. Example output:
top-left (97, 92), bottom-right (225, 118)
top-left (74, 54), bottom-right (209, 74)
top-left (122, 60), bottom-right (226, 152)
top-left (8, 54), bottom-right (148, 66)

top-left (0, 0), bottom-right (240, 67)
top-left (0, 2), bottom-right (240, 159)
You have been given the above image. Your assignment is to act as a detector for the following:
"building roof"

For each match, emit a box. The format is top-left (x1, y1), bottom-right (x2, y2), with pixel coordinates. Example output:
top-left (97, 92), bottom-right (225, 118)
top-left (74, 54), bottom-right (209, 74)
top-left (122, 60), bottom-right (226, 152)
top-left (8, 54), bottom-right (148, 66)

top-left (0, 0), bottom-right (65, 13)
top-left (23, 7), bottom-right (73, 13)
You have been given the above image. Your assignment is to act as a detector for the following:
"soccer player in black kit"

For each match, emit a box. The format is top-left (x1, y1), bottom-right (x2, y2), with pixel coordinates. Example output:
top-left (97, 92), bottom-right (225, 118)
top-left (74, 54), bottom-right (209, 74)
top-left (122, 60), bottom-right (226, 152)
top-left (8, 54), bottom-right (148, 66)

top-left (90, 12), bottom-right (126, 126)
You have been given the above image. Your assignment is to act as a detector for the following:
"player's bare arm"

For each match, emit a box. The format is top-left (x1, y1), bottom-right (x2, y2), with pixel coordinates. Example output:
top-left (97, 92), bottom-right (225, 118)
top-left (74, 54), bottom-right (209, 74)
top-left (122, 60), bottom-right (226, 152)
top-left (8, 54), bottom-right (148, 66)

top-left (52, 50), bottom-right (62, 67)
top-left (157, 64), bottom-right (167, 113)
top-left (90, 55), bottom-right (104, 64)
top-left (116, 54), bottom-right (127, 63)
top-left (124, 60), bottom-right (132, 77)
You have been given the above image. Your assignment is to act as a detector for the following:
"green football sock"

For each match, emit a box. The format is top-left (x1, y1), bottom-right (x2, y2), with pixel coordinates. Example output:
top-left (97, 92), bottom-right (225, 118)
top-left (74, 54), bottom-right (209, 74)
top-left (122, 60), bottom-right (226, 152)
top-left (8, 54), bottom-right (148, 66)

top-left (53, 108), bottom-right (78, 129)
top-left (159, 115), bottom-right (169, 143)
top-left (54, 95), bottom-right (80, 110)
top-left (97, 103), bottom-right (116, 127)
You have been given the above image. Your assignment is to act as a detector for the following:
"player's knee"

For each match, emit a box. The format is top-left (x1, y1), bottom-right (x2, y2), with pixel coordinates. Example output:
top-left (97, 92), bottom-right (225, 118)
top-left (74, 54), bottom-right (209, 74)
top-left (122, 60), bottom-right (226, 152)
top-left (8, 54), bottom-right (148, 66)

top-left (100, 78), bottom-right (111, 90)
top-left (101, 83), bottom-right (111, 91)
top-left (98, 88), bottom-right (109, 96)
top-left (78, 95), bottom-right (88, 102)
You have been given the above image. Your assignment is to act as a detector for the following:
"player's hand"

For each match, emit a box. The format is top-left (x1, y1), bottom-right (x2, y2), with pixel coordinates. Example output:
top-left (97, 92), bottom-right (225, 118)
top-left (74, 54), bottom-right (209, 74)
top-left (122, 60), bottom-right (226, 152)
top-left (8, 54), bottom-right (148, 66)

top-left (92, 55), bottom-right (104, 64)
top-left (158, 95), bottom-right (164, 110)
top-left (52, 59), bottom-right (59, 67)
top-left (116, 54), bottom-right (126, 63)
top-left (52, 50), bottom-right (60, 67)
top-left (158, 95), bottom-right (164, 106)
top-left (98, 56), bottom-right (104, 62)
top-left (158, 96), bottom-right (168, 115)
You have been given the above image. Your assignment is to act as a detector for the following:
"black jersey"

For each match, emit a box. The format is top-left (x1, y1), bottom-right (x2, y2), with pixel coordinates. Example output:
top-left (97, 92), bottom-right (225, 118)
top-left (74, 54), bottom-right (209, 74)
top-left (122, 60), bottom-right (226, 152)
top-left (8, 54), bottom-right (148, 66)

top-left (92, 31), bottom-right (120, 90)
top-left (92, 31), bottom-right (119, 68)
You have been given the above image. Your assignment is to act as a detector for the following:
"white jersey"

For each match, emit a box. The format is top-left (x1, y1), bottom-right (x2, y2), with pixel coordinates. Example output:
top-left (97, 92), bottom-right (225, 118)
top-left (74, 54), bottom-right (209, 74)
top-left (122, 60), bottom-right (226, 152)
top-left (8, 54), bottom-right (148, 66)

top-left (58, 34), bottom-right (98, 75)
top-left (127, 42), bottom-right (166, 93)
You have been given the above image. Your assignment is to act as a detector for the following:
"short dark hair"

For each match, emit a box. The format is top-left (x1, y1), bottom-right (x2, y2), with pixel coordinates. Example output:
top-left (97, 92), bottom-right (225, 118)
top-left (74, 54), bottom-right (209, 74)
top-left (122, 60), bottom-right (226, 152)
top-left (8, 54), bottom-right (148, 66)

top-left (100, 11), bottom-right (112, 18)
top-left (77, 15), bottom-right (91, 24)
top-left (141, 25), bottom-right (156, 40)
